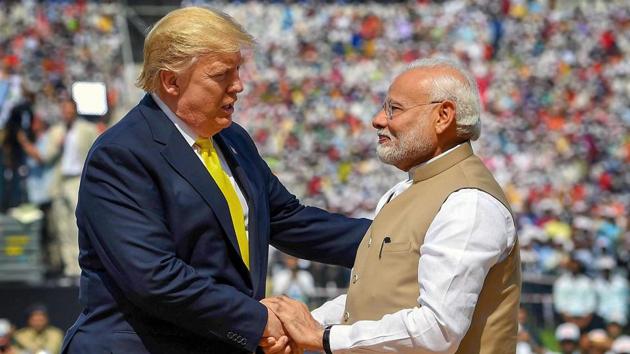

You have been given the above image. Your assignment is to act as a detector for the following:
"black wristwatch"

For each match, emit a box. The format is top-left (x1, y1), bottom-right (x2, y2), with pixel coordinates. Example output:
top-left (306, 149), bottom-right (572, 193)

top-left (323, 325), bottom-right (334, 354)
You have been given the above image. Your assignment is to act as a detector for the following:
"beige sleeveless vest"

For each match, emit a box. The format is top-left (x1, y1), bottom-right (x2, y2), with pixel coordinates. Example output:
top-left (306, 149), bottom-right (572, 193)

top-left (344, 142), bottom-right (521, 354)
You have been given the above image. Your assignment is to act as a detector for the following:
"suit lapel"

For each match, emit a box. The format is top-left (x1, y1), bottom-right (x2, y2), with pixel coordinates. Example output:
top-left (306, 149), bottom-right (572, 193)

top-left (215, 133), bottom-right (261, 288)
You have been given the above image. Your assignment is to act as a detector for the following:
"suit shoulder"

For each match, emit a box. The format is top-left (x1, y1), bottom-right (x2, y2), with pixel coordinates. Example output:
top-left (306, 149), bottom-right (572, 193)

top-left (226, 121), bottom-right (250, 138)
top-left (224, 122), bottom-right (257, 148)
top-left (93, 106), bottom-right (151, 150)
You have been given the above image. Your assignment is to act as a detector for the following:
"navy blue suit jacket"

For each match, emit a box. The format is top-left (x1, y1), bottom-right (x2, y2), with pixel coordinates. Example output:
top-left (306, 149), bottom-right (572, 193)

top-left (62, 95), bottom-right (370, 354)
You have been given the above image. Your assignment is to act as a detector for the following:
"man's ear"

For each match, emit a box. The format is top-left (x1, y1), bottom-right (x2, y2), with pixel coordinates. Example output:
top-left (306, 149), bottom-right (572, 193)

top-left (435, 100), bottom-right (456, 135)
top-left (159, 70), bottom-right (180, 97)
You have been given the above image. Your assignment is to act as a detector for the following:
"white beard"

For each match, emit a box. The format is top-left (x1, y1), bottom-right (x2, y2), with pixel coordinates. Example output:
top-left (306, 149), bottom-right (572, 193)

top-left (376, 128), bottom-right (432, 167)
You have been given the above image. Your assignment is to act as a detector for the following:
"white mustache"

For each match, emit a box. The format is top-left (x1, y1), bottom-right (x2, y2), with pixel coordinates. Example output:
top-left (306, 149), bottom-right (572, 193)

top-left (377, 129), bottom-right (393, 139)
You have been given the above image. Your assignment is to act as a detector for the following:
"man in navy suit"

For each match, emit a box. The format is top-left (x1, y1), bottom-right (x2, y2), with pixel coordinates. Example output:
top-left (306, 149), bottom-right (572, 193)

top-left (61, 7), bottom-right (370, 354)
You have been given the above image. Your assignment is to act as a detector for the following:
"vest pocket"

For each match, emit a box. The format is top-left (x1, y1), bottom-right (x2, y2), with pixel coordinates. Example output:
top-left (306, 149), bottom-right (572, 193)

top-left (381, 240), bottom-right (411, 253)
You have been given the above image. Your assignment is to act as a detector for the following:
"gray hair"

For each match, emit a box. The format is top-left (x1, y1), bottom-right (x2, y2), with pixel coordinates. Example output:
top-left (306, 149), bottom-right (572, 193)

top-left (405, 58), bottom-right (481, 141)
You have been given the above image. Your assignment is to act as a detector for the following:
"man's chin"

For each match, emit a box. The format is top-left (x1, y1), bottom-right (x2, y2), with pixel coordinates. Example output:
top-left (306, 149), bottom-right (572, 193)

top-left (376, 142), bottom-right (396, 155)
top-left (376, 146), bottom-right (400, 166)
top-left (215, 116), bottom-right (233, 130)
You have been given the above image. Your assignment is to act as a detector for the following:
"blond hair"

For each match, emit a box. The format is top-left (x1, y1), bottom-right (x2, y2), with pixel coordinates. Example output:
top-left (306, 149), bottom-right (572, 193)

top-left (136, 6), bottom-right (255, 92)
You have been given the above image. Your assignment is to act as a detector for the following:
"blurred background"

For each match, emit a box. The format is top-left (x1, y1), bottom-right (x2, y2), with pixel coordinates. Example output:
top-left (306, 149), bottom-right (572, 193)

top-left (0, 0), bottom-right (629, 353)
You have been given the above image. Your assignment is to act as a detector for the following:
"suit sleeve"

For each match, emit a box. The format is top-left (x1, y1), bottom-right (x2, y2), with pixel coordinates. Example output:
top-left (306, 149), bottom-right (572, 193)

top-left (78, 143), bottom-right (267, 352)
top-left (266, 170), bottom-right (370, 268)
top-left (232, 125), bottom-right (370, 268)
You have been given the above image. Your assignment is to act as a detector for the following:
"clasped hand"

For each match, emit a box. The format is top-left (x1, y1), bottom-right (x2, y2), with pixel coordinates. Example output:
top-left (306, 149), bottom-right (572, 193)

top-left (259, 296), bottom-right (325, 354)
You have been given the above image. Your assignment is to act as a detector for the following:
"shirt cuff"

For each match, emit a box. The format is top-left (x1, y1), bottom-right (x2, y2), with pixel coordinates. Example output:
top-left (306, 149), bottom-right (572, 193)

top-left (311, 294), bottom-right (347, 326)
top-left (312, 311), bottom-right (325, 326)
top-left (328, 324), bottom-right (353, 353)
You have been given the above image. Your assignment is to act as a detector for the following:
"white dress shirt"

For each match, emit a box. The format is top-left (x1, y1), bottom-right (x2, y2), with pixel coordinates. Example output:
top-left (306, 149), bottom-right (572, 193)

top-left (60, 122), bottom-right (83, 176)
top-left (151, 93), bottom-right (249, 237)
top-left (312, 144), bottom-right (517, 353)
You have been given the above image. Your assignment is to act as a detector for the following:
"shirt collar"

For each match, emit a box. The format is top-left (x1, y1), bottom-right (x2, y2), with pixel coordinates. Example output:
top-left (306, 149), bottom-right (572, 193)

top-left (151, 93), bottom-right (199, 147)
top-left (407, 142), bottom-right (466, 180)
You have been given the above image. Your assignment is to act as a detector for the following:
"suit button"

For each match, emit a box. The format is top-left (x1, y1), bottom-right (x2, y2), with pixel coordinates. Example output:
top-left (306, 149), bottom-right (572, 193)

top-left (368, 237), bottom-right (372, 247)
top-left (352, 274), bottom-right (358, 284)
top-left (343, 312), bottom-right (350, 322)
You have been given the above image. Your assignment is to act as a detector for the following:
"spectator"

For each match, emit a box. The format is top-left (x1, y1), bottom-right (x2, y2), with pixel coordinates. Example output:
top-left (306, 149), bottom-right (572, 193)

top-left (50, 98), bottom-right (98, 279)
top-left (553, 256), bottom-right (598, 330)
top-left (553, 322), bottom-right (581, 354)
top-left (272, 255), bottom-right (316, 306)
top-left (518, 305), bottom-right (543, 353)
top-left (17, 116), bottom-right (65, 278)
top-left (13, 305), bottom-right (63, 354)
top-left (583, 329), bottom-right (612, 354)
top-left (606, 321), bottom-right (625, 342)
top-left (611, 336), bottom-right (630, 354)
top-left (593, 256), bottom-right (629, 327)
top-left (1, 88), bottom-right (35, 211)
top-left (0, 319), bottom-right (18, 354)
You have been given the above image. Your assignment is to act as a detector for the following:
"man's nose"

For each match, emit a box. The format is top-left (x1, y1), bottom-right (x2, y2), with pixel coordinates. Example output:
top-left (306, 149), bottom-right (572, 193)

top-left (372, 109), bottom-right (388, 130)
top-left (229, 71), bottom-right (244, 93)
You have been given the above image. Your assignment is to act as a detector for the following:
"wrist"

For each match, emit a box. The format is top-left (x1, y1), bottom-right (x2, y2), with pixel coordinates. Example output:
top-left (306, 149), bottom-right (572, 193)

top-left (262, 306), bottom-right (275, 337)
top-left (322, 324), bottom-right (333, 354)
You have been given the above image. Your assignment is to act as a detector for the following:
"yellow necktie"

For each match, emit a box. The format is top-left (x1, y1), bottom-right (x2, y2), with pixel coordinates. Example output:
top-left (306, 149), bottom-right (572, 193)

top-left (196, 139), bottom-right (249, 269)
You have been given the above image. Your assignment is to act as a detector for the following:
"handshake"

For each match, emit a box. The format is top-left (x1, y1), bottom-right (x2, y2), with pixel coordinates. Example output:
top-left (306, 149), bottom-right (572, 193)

top-left (259, 296), bottom-right (326, 354)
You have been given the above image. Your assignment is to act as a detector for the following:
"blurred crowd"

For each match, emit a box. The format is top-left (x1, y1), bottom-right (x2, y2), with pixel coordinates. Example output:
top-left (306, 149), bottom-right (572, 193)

top-left (0, 0), bottom-right (125, 130)
top-left (1, 0), bottom-right (629, 352)
top-left (0, 0), bottom-right (124, 280)
top-left (0, 306), bottom-right (63, 354)
top-left (519, 304), bottom-right (630, 354)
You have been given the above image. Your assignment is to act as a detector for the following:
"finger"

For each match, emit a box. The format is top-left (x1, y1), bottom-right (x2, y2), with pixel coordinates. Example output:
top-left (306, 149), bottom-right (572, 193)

top-left (261, 297), bottom-right (276, 305)
top-left (265, 302), bottom-right (282, 314)
top-left (271, 300), bottom-right (290, 314)
top-left (278, 295), bottom-right (292, 302)
top-left (259, 337), bottom-right (276, 348)
top-left (261, 343), bottom-right (274, 354)
top-left (274, 307), bottom-right (300, 322)
top-left (267, 335), bottom-right (289, 354)
top-left (277, 296), bottom-right (301, 308)
top-left (274, 309), bottom-right (292, 321)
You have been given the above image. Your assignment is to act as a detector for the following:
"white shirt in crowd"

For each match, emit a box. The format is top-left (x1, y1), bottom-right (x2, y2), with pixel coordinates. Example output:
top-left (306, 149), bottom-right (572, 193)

top-left (60, 122), bottom-right (84, 176)
top-left (272, 269), bottom-right (316, 304)
top-left (312, 143), bottom-right (517, 353)
top-left (593, 273), bottom-right (629, 325)
top-left (151, 93), bottom-right (249, 237)
top-left (553, 272), bottom-right (597, 318)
